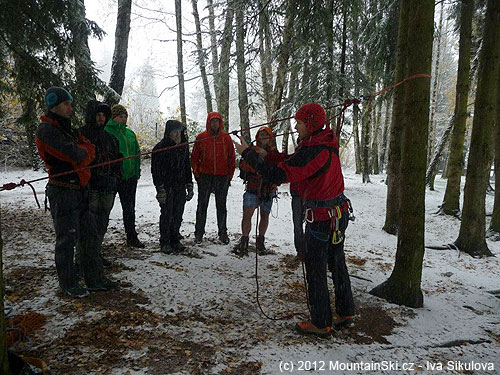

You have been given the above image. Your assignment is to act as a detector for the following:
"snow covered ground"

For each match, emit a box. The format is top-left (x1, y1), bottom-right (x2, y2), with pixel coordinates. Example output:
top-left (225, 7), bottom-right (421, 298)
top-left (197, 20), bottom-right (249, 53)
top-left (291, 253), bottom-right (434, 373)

top-left (1, 162), bottom-right (499, 374)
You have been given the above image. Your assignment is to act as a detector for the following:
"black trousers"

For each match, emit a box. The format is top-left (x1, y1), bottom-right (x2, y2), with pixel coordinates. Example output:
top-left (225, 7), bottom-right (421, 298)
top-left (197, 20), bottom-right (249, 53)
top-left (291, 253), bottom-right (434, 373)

top-left (304, 218), bottom-right (355, 328)
top-left (47, 185), bottom-right (103, 290)
top-left (116, 176), bottom-right (138, 237)
top-left (291, 191), bottom-right (305, 256)
top-left (159, 185), bottom-right (186, 245)
top-left (195, 174), bottom-right (230, 236)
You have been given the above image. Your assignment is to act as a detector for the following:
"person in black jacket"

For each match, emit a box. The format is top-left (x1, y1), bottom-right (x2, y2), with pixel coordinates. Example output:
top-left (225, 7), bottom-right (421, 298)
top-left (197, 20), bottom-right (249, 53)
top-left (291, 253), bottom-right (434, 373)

top-left (151, 120), bottom-right (194, 254)
top-left (75, 100), bottom-right (122, 291)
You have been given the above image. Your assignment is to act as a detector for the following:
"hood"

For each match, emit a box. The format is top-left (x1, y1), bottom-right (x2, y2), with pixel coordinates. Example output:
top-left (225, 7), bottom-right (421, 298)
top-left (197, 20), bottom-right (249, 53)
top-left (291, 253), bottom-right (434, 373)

top-left (85, 100), bottom-right (112, 128)
top-left (255, 126), bottom-right (275, 150)
top-left (163, 120), bottom-right (184, 139)
top-left (206, 112), bottom-right (224, 133)
top-left (299, 128), bottom-right (338, 149)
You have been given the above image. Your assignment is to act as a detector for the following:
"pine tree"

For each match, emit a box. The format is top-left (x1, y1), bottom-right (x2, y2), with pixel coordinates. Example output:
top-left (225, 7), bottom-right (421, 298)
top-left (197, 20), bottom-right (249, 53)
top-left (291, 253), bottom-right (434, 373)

top-left (371, 0), bottom-right (434, 307)
top-left (454, 0), bottom-right (500, 257)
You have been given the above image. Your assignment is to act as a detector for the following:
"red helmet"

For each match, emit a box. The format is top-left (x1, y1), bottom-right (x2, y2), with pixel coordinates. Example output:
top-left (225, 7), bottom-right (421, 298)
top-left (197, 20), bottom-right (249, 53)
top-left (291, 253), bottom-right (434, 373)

top-left (294, 103), bottom-right (326, 133)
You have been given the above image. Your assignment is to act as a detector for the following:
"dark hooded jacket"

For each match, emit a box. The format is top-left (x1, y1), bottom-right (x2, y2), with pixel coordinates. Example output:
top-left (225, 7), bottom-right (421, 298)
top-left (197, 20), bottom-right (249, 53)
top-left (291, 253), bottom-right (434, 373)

top-left (190, 112), bottom-right (235, 179)
top-left (80, 100), bottom-right (122, 192)
top-left (151, 120), bottom-right (193, 189)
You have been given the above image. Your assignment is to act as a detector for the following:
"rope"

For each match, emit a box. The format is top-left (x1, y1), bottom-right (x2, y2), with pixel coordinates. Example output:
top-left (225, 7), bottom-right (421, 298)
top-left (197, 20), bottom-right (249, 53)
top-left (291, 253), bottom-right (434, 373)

top-left (253, 206), bottom-right (308, 321)
top-left (0, 72), bottom-right (430, 208)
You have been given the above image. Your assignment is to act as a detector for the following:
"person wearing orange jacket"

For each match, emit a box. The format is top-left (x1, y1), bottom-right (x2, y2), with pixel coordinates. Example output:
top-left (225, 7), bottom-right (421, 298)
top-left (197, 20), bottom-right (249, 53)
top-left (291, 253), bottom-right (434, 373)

top-left (232, 126), bottom-right (286, 256)
top-left (36, 87), bottom-right (96, 298)
top-left (191, 112), bottom-right (236, 244)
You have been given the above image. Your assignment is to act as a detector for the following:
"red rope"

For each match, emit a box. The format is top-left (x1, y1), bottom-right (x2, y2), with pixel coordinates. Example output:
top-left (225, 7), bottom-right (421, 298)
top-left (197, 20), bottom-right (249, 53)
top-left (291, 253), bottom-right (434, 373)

top-left (0, 72), bottom-right (430, 206)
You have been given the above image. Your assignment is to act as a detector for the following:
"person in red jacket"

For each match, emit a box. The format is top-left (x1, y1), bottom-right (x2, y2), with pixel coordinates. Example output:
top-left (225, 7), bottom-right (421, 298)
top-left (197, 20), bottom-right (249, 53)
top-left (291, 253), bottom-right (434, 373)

top-left (232, 126), bottom-right (286, 256)
top-left (233, 103), bottom-right (355, 337)
top-left (36, 87), bottom-right (96, 298)
top-left (191, 112), bottom-right (236, 244)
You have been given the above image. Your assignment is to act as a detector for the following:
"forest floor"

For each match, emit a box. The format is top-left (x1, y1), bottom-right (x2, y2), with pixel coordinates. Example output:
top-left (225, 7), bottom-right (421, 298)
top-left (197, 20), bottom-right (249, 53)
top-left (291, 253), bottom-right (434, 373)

top-left (1, 164), bottom-right (499, 374)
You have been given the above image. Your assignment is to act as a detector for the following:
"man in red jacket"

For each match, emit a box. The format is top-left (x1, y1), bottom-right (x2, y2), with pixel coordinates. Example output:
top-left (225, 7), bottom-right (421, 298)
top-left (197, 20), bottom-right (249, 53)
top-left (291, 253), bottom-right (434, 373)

top-left (191, 112), bottom-right (236, 244)
top-left (233, 103), bottom-right (355, 337)
top-left (36, 87), bottom-right (96, 298)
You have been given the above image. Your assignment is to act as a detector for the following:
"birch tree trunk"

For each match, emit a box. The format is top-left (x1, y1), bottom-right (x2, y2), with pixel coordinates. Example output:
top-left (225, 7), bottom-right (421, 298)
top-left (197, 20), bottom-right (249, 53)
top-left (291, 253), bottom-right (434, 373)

top-left (426, 114), bottom-right (454, 189)
top-left (382, 0), bottom-right (409, 234)
top-left (361, 99), bottom-right (372, 183)
top-left (370, 0), bottom-right (434, 308)
top-left (235, 6), bottom-right (250, 141)
top-left (441, 0), bottom-right (474, 216)
top-left (428, 2), bottom-right (444, 165)
top-left (218, 2), bottom-right (235, 132)
top-left (258, 0), bottom-right (273, 121)
top-left (207, 0), bottom-right (220, 110)
top-left (175, 0), bottom-right (187, 127)
top-left (191, 0), bottom-right (213, 113)
top-left (108, 0), bottom-right (131, 102)
top-left (454, 0), bottom-right (500, 258)
top-left (380, 99), bottom-right (391, 172)
top-left (371, 100), bottom-right (381, 175)
top-left (351, 12), bottom-right (362, 174)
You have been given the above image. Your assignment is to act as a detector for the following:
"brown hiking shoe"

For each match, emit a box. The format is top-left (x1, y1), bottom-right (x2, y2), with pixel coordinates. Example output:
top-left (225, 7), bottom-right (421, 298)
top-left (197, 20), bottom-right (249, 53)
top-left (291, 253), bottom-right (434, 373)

top-left (256, 235), bottom-right (275, 255)
top-left (295, 321), bottom-right (332, 337)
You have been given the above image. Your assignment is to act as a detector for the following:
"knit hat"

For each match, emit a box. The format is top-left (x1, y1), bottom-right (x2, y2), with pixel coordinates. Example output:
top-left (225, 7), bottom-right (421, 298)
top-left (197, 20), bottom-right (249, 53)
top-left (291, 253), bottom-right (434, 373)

top-left (111, 104), bottom-right (128, 120)
top-left (45, 87), bottom-right (73, 109)
top-left (294, 103), bottom-right (326, 133)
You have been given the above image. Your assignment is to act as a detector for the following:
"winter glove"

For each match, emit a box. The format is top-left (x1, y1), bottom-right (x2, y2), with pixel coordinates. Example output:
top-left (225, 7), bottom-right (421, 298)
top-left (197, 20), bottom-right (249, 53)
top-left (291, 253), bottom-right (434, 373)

top-left (156, 187), bottom-right (167, 205)
top-left (186, 183), bottom-right (194, 201)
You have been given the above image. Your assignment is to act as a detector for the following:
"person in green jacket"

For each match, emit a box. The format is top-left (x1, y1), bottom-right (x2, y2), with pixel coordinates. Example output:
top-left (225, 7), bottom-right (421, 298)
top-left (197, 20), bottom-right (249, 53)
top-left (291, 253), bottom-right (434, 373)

top-left (105, 104), bottom-right (145, 248)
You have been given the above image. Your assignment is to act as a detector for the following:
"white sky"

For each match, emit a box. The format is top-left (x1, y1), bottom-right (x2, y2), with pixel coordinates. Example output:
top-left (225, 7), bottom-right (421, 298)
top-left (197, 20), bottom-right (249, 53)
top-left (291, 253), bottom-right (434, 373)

top-left (86, 0), bottom-right (211, 122)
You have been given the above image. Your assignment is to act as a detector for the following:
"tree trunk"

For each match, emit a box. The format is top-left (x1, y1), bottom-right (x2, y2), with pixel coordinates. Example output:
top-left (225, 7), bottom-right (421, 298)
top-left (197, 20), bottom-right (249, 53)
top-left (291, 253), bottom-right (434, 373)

top-left (108, 0), bottom-right (131, 102)
top-left (235, 6), bottom-right (250, 141)
top-left (0, 208), bottom-right (9, 374)
top-left (488, 73), bottom-right (500, 238)
top-left (271, 0), bottom-right (295, 128)
top-left (361, 99), bottom-right (372, 183)
top-left (370, 0), bottom-right (434, 308)
top-left (371, 100), bottom-right (381, 175)
top-left (380, 99), bottom-right (391, 172)
top-left (426, 114), bottom-right (454, 190)
top-left (283, 62), bottom-right (299, 152)
top-left (351, 12), bottom-right (362, 174)
top-left (71, 0), bottom-right (96, 104)
top-left (455, 0), bottom-right (500, 257)
top-left (258, 0), bottom-right (273, 121)
top-left (382, 0), bottom-right (409, 235)
top-left (191, 0), bottom-right (213, 113)
top-left (207, 0), bottom-right (220, 110)
top-left (427, 2), bottom-right (444, 165)
top-left (218, 2), bottom-right (235, 131)
top-left (175, 0), bottom-right (187, 127)
top-left (441, 0), bottom-right (474, 216)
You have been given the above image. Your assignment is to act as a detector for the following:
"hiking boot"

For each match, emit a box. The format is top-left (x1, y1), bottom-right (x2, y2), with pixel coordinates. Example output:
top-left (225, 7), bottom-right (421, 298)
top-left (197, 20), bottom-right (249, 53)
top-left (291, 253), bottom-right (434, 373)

top-left (194, 233), bottom-right (203, 244)
top-left (333, 314), bottom-right (354, 328)
top-left (256, 235), bottom-right (275, 255)
top-left (172, 242), bottom-right (186, 253)
top-left (87, 278), bottom-right (120, 292)
top-left (127, 235), bottom-right (145, 248)
top-left (101, 256), bottom-right (113, 269)
top-left (232, 236), bottom-right (249, 257)
top-left (219, 232), bottom-right (230, 245)
top-left (64, 284), bottom-right (89, 298)
top-left (161, 243), bottom-right (175, 254)
top-left (295, 321), bottom-right (332, 338)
